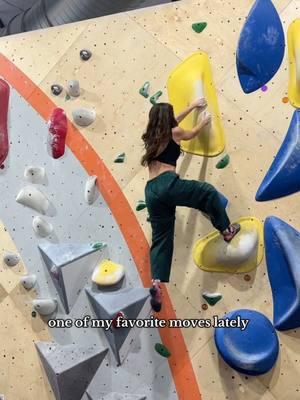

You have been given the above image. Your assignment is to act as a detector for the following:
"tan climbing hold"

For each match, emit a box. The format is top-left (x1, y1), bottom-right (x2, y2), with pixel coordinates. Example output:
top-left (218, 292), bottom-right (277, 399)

top-left (33, 299), bottom-right (57, 316)
top-left (16, 186), bottom-right (49, 214)
top-left (67, 80), bottom-right (80, 97)
top-left (72, 108), bottom-right (96, 127)
top-left (20, 274), bottom-right (37, 290)
top-left (32, 216), bottom-right (53, 237)
top-left (3, 252), bottom-right (20, 267)
top-left (85, 175), bottom-right (97, 205)
top-left (24, 166), bottom-right (45, 184)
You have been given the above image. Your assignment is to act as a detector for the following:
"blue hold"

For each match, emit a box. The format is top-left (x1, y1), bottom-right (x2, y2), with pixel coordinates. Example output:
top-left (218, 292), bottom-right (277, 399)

top-left (256, 110), bottom-right (300, 201)
top-left (236, 0), bottom-right (285, 93)
top-left (214, 309), bottom-right (279, 375)
top-left (264, 216), bottom-right (300, 331)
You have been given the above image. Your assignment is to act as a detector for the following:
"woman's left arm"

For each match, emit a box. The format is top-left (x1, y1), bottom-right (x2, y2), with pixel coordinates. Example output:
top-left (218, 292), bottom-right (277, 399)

top-left (175, 98), bottom-right (207, 124)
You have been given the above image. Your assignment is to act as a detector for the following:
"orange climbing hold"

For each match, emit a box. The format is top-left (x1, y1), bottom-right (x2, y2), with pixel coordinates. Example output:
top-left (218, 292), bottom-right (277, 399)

top-left (282, 96), bottom-right (289, 103)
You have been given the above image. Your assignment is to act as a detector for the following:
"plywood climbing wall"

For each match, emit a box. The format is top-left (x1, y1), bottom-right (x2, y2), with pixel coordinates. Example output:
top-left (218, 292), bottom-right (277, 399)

top-left (0, 0), bottom-right (300, 399)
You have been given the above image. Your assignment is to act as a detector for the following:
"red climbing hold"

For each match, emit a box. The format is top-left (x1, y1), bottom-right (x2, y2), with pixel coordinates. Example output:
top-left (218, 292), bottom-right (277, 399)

top-left (48, 108), bottom-right (68, 159)
top-left (111, 311), bottom-right (126, 329)
top-left (0, 79), bottom-right (10, 168)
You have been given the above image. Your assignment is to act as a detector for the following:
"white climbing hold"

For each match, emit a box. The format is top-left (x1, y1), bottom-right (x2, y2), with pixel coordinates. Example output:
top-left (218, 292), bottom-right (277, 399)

top-left (67, 80), bottom-right (80, 97)
top-left (32, 216), bottom-right (53, 237)
top-left (216, 230), bottom-right (259, 266)
top-left (33, 299), bottom-right (57, 316)
top-left (20, 274), bottom-right (37, 290)
top-left (85, 175), bottom-right (97, 205)
top-left (24, 166), bottom-right (45, 184)
top-left (72, 108), bottom-right (96, 127)
top-left (3, 252), bottom-right (20, 267)
top-left (16, 186), bottom-right (49, 214)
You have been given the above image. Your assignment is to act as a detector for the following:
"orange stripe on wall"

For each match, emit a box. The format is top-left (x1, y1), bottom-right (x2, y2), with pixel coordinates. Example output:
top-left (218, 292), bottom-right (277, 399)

top-left (0, 52), bottom-right (202, 399)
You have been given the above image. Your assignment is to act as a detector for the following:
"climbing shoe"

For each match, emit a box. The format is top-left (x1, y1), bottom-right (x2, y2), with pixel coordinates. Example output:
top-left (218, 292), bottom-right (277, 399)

top-left (222, 223), bottom-right (241, 242)
top-left (150, 281), bottom-right (162, 312)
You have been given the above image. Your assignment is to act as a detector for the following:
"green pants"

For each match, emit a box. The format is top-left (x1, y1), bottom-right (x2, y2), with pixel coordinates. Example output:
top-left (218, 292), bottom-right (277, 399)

top-left (145, 171), bottom-right (230, 282)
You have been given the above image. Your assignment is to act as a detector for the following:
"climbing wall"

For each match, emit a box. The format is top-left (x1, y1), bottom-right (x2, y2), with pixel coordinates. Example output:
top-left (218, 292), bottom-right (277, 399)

top-left (0, 0), bottom-right (300, 399)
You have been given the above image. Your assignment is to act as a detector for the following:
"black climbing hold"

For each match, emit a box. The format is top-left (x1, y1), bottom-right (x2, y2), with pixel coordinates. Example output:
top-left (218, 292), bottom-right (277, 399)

top-left (32, 311), bottom-right (37, 318)
top-left (51, 84), bottom-right (63, 96)
top-left (80, 49), bottom-right (92, 61)
top-left (136, 200), bottom-right (147, 211)
top-left (114, 153), bottom-right (125, 163)
top-left (202, 292), bottom-right (222, 306)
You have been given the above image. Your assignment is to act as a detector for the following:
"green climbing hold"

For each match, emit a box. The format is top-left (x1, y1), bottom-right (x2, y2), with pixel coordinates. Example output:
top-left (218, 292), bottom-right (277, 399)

top-left (139, 81), bottom-right (150, 98)
top-left (216, 154), bottom-right (230, 169)
top-left (150, 91), bottom-right (163, 105)
top-left (155, 343), bottom-right (171, 358)
top-left (202, 292), bottom-right (222, 306)
top-left (136, 200), bottom-right (147, 211)
top-left (192, 22), bottom-right (207, 33)
top-left (92, 242), bottom-right (107, 250)
top-left (65, 94), bottom-right (71, 101)
top-left (114, 153), bottom-right (125, 163)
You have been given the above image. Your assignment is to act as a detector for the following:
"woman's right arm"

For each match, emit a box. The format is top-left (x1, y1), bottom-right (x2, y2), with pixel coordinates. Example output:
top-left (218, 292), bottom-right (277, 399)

top-left (173, 114), bottom-right (211, 141)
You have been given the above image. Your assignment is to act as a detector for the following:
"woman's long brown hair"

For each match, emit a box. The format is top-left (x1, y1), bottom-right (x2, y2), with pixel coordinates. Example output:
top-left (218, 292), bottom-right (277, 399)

top-left (141, 103), bottom-right (178, 166)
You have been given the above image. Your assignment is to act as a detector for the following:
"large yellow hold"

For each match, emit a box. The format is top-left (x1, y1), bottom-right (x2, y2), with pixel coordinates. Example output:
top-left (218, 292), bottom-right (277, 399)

top-left (193, 217), bottom-right (264, 273)
top-left (92, 259), bottom-right (125, 286)
top-left (288, 19), bottom-right (300, 108)
top-left (167, 52), bottom-right (225, 157)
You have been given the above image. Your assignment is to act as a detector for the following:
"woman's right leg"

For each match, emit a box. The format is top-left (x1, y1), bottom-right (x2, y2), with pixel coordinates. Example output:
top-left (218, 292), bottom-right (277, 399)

top-left (165, 175), bottom-right (240, 239)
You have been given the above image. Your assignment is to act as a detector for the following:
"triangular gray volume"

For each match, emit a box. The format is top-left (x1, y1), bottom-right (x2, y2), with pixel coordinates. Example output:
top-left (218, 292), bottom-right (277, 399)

top-left (86, 391), bottom-right (146, 400)
top-left (85, 287), bottom-right (150, 364)
top-left (38, 242), bottom-right (101, 268)
top-left (39, 242), bottom-right (103, 314)
top-left (35, 341), bottom-right (108, 400)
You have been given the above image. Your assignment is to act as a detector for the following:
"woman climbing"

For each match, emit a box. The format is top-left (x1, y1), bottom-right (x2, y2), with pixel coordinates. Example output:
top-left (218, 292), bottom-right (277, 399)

top-left (141, 100), bottom-right (240, 312)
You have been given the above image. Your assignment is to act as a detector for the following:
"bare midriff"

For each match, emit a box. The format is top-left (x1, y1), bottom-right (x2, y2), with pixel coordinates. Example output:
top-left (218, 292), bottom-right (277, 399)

top-left (148, 160), bottom-right (176, 180)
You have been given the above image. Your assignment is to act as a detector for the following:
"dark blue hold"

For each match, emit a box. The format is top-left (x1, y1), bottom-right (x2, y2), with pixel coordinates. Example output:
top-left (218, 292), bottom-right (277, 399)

top-left (236, 0), bottom-right (285, 94)
top-left (256, 110), bottom-right (300, 201)
top-left (264, 216), bottom-right (300, 331)
top-left (214, 309), bottom-right (279, 375)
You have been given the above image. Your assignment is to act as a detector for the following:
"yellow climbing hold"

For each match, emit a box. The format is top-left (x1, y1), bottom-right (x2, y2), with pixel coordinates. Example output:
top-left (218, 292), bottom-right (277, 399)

top-left (167, 52), bottom-right (225, 157)
top-left (92, 259), bottom-right (125, 286)
top-left (288, 19), bottom-right (300, 108)
top-left (193, 217), bottom-right (264, 273)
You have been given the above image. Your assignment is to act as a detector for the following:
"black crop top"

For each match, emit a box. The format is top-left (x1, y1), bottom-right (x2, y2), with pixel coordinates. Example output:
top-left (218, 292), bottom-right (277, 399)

top-left (153, 139), bottom-right (181, 167)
